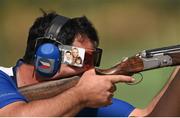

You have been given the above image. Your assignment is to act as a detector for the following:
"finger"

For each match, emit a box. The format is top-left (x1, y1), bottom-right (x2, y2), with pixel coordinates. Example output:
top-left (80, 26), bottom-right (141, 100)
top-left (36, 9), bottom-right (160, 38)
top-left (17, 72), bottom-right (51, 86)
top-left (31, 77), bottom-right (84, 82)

top-left (107, 92), bottom-right (114, 105)
top-left (106, 75), bottom-right (135, 83)
top-left (85, 68), bottom-right (96, 75)
top-left (109, 92), bottom-right (114, 99)
top-left (109, 84), bottom-right (117, 92)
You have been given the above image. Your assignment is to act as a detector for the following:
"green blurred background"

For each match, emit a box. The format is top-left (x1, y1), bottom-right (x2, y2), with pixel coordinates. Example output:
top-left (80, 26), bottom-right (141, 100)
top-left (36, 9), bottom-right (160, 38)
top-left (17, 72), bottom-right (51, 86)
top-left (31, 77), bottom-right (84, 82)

top-left (0, 0), bottom-right (179, 108)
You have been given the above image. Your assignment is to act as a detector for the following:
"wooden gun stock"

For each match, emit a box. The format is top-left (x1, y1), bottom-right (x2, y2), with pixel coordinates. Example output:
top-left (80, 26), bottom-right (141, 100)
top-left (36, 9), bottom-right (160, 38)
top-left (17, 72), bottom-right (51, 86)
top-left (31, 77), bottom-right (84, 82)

top-left (19, 76), bottom-right (80, 101)
top-left (95, 56), bottom-right (144, 76)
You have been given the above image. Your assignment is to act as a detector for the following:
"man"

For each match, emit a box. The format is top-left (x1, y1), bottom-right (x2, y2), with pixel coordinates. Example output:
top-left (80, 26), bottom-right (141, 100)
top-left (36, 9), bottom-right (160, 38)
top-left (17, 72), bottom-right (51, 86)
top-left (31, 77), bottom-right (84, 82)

top-left (0, 11), bottom-right (135, 116)
top-left (23, 12), bottom-right (180, 117)
top-left (0, 11), bottom-right (179, 117)
top-left (64, 50), bottom-right (73, 64)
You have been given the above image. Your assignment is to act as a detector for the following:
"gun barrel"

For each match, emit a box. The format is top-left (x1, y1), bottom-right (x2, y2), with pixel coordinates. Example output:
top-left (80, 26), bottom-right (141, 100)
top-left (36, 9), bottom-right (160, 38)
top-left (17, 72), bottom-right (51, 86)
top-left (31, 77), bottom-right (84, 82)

top-left (145, 45), bottom-right (180, 57)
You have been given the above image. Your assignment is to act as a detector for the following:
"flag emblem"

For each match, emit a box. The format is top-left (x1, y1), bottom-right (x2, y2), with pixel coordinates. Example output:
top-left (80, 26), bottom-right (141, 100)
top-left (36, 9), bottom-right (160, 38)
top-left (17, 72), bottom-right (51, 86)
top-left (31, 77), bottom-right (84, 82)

top-left (39, 60), bottom-right (51, 69)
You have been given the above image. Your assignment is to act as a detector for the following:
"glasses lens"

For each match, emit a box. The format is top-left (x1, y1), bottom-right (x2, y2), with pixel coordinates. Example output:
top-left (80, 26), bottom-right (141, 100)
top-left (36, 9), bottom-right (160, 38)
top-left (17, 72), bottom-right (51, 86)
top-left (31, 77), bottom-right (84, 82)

top-left (84, 48), bottom-right (102, 67)
top-left (93, 48), bottom-right (102, 67)
top-left (84, 50), bottom-right (94, 68)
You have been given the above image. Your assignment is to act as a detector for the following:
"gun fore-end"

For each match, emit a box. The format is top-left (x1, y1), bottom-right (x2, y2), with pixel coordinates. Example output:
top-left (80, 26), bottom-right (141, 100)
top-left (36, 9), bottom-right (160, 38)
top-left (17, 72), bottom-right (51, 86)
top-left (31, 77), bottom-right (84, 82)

top-left (167, 52), bottom-right (180, 66)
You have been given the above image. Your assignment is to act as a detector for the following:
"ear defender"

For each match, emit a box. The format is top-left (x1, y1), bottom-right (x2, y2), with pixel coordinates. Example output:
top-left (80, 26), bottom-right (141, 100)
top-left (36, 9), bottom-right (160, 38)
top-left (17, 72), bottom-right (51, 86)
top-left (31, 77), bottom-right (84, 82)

top-left (34, 15), bottom-right (69, 78)
top-left (35, 43), bottom-right (61, 77)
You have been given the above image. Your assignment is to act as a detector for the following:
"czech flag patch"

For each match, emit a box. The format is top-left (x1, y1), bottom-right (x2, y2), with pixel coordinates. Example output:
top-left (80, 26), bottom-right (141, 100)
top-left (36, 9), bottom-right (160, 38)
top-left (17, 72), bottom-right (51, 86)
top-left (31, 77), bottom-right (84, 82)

top-left (39, 60), bottom-right (51, 69)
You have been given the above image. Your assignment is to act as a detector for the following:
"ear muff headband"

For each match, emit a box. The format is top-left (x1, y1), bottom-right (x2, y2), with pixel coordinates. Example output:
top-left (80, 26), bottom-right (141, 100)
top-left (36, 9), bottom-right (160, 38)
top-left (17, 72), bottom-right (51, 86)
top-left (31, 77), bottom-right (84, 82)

top-left (44, 15), bottom-right (69, 41)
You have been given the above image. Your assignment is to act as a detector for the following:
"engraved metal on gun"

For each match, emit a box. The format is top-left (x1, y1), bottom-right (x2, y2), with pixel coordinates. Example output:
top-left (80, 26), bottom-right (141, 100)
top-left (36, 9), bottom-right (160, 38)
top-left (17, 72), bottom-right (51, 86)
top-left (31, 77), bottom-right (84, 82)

top-left (139, 50), bottom-right (173, 70)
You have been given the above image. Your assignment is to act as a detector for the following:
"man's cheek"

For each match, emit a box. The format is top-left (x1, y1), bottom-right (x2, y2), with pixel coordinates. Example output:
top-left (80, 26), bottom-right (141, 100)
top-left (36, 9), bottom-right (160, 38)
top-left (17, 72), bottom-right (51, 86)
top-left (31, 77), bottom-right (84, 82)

top-left (57, 64), bottom-right (85, 77)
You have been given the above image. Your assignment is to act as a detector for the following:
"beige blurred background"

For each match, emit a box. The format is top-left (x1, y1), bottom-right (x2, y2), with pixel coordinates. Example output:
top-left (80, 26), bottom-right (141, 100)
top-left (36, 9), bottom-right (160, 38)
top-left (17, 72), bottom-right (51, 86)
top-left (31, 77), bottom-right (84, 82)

top-left (0, 0), bottom-right (179, 108)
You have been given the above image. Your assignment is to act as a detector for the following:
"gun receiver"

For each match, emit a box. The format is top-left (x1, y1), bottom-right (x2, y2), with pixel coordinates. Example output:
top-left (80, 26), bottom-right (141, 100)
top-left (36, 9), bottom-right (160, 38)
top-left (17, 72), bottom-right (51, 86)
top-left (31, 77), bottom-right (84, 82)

top-left (19, 44), bottom-right (180, 101)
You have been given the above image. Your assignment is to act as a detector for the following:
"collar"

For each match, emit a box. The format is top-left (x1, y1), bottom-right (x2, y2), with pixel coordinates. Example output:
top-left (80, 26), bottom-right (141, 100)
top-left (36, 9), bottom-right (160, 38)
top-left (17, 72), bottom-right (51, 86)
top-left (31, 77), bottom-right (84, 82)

top-left (12, 59), bottom-right (24, 86)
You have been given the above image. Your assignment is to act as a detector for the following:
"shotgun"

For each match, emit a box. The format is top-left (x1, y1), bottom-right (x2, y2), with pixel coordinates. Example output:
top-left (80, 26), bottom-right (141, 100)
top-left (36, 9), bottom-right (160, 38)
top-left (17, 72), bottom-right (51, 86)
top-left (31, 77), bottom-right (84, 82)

top-left (19, 44), bottom-right (180, 101)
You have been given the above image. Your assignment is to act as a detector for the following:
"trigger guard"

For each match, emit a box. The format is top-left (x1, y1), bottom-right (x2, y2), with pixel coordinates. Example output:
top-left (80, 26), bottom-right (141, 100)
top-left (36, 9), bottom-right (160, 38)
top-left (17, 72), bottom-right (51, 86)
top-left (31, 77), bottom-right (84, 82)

top-left (126, 73), bottom-right (143, 85)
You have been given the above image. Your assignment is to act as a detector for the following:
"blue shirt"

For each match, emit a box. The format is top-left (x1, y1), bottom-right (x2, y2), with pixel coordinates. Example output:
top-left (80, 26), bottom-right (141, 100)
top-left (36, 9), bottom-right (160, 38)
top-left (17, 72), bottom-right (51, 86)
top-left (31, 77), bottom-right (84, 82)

top-left (77, 98), bottom-right (135, 117)
top-left (0, 67), bottom-right (27, 108)
top-left (0, 60), bottom-right (135, 116)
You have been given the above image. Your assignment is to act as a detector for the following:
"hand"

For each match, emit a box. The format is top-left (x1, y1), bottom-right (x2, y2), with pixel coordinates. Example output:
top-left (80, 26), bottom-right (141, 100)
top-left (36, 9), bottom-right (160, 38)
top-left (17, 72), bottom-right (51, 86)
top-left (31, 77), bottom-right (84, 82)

top-left (74, 69), bottom-right (135, 108)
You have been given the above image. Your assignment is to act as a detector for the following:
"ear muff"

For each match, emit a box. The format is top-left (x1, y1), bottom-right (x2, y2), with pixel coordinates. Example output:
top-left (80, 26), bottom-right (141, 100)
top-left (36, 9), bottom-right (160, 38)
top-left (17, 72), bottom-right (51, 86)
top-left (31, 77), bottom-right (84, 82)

top-left (35, 43), bottom-right (61, 77)
top-left (34, 15), bottom-right (69, 78)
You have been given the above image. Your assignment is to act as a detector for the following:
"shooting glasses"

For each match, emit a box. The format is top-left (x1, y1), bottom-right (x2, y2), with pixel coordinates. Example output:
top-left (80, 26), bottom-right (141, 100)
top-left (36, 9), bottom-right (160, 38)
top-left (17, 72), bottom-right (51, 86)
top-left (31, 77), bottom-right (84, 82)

top-left (35, 38), bottom-right (102, 68)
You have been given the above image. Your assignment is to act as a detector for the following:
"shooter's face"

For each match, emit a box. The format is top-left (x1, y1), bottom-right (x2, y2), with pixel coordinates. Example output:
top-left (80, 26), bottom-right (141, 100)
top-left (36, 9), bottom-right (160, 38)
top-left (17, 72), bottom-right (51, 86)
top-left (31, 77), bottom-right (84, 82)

top-left (52, 35), bottom-right (95, 79)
